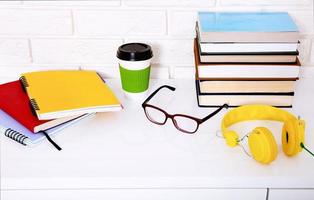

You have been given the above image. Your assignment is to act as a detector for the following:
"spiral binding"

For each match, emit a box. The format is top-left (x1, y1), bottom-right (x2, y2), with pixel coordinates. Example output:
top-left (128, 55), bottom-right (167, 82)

top-left (4, 128), bottom-right (28, 146)
top-left (19, 76), bottom-right (29, 88)
top-left (30, 98), bottom-right (40, 110)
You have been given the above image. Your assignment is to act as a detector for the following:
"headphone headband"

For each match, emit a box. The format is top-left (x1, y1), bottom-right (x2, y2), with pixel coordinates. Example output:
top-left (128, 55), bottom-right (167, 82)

top-left (221, 105), bottom-right (297, 137)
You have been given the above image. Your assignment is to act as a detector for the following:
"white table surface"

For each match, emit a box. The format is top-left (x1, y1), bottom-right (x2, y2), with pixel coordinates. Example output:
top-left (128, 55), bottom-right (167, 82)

top-left (1, 78), bottom-right (314, 190)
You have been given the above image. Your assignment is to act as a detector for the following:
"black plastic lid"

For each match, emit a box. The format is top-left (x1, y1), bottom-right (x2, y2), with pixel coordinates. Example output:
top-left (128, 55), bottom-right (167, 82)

top-left (117, 43), bottom-right (153, 61)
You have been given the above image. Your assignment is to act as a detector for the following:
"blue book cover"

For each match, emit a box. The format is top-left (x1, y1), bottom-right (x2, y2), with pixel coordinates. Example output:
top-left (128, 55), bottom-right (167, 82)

top-left (198, 12), bottom-right (298, 32)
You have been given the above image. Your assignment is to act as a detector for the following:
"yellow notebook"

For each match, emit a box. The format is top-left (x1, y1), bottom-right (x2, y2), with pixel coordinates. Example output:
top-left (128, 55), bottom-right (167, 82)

top-left (20, 70), bottom-right (122, 120)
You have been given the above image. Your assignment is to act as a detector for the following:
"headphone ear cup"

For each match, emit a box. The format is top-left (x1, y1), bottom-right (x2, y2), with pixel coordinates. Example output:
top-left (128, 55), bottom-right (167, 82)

top-left (282, 119), bottom-right (304, 156)
top-left (224, 131), bottom-right (239, 147)
top-left (248, 127), bottom-right (278, 164)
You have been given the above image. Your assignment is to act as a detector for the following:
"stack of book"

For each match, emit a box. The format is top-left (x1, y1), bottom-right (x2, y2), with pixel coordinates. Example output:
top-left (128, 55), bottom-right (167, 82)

top-left (0, 70), bottom-right (122, 148)
top-left (194, 12), bottom-right (300, 107)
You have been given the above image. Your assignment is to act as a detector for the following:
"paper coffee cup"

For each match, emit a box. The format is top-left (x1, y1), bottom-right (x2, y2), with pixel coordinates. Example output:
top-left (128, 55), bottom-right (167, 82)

top-left (117, 43), bottom-right (153, 100)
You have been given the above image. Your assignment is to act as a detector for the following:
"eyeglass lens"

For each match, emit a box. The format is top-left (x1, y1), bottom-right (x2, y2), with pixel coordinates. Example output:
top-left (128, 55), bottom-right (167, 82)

top-left (144, 106), bottom-right (167, 125)
top-left (144, 106), bottom-right (198, 133)
top-left (172, 116), bottom-right (198, 133)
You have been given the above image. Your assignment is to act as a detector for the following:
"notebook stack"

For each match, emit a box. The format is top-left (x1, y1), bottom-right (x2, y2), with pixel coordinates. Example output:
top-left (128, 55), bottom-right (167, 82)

top-left (194, 12), bottom-right (300, 107)
top-left (0, 70), bottom-right (122, 147)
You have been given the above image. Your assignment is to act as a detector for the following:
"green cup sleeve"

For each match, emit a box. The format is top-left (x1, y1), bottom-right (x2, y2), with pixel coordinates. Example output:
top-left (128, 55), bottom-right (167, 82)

top-left (119, 65), bottom-right (151, 93)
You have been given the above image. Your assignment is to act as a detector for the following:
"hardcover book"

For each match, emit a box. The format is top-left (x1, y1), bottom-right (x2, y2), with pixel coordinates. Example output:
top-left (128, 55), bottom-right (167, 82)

top-left (197, 12), bottom-right (299, 43)
top-left (195, 80), bottom-right (293, 108)
top-left (194, 39), bottom-right (300, 80)
top-left (197, 80), bottom-right (295, 94)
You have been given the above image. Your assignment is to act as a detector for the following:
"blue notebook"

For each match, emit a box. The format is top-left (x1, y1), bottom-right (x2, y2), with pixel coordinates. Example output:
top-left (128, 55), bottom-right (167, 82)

top-left (0, 109), bottom-right (93, 146)
top-left (198, 12), bottom-right (298, 32)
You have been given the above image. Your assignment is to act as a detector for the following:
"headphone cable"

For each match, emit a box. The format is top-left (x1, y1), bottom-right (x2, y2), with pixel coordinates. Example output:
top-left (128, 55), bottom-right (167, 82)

top-left (300, 142), bottom-right (314, 157)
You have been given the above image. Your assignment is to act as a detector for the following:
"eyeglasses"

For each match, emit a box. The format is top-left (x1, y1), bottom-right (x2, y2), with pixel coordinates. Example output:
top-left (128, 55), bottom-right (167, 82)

top-left (142, 85), bottom-right (228, 134)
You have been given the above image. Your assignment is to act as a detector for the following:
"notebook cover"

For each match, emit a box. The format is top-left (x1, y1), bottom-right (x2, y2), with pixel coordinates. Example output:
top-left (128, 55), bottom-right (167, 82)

top-left (21, 70), bottom-right (122, 120)
top-left (198, 12), bottom-right (298, 33)
top-left (0, 81), bottom-right (50, 133)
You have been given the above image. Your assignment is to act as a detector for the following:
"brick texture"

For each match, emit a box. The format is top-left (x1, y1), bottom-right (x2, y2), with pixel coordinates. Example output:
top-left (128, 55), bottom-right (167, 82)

top-left (0, 39), bottom-right (31, 64)
top-left (0, 0), bottom-right (312, 78)
top-left (31, 39), bottom-right (122, 64)
top-left (74, 10), bottom-right (166, 36)
top-left (125, 39), bottom-right (194, 65)
top-left (0, 9), bottom-right (72, 35)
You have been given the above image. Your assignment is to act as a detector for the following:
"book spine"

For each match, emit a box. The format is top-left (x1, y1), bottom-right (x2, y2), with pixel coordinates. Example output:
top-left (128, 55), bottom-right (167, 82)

top-left (4, 128), bottom-right (28, 146)
top-left (196, 104), bottom-right (292, 108)
top-left (196, 77), bottom-right (299, 81)
top-left (199, 51), bottom-right (299, 56)
top-left (198, 92), bottom-right (295, 96)
top-left (195, 79), bottom-right (202, 107)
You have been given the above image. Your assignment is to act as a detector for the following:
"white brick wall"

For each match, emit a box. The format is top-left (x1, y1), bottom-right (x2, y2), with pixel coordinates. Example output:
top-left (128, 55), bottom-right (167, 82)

top-left (74, 10), bottom-right (166, 36)
top-left (0, 0), bottom-right (313, 79)
top-left (0, 39), bottom-right (31, 64)
top-left (0, 9), bottom-right (72, 35)
top-left (31, 38), bottom-right (122, 64)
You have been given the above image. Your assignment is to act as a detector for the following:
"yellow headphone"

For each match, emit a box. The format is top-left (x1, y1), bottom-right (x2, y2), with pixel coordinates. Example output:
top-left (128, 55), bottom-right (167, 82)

top-left (221, 105), bottom-right (305, 164)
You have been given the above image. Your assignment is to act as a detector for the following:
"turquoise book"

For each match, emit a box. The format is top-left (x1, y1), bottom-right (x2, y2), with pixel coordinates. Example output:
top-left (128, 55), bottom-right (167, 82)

top-left (197, 12), bottom-right (299, 43)
top-left (198, 12), bottom-right (298, 32)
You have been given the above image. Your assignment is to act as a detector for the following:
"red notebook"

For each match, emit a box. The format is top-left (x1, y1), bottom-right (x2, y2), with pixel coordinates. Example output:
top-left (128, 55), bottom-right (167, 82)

top-left (0, 80), bottom-right (81, 133)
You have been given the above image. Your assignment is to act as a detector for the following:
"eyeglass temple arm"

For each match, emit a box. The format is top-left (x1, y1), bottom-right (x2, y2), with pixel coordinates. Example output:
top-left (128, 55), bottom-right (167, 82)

top-left (142, 85), bottom-right (176, 106)
top-left (201, 104), bottom-right (229, 123)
